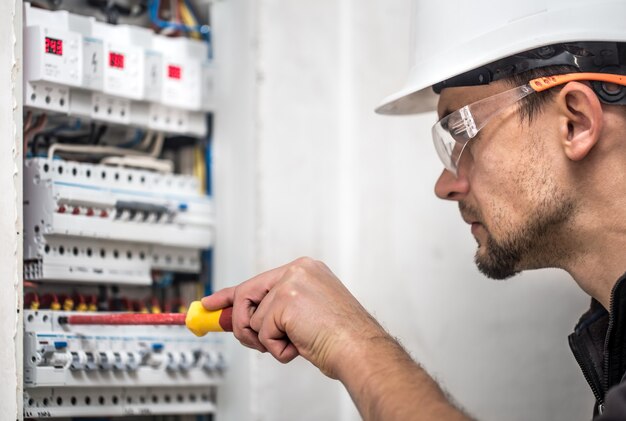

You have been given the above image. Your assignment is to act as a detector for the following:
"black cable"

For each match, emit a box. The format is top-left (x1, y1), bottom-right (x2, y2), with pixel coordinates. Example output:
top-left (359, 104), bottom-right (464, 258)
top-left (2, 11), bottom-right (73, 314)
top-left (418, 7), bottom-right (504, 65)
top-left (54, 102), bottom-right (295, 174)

top-left (88, 122), bottom-right (96, 145)
top-left (45, 0), bottom-right (63, 10)
top-left (30, 133), bottom-right (53, 157)
top-left (94, 125), bottom-right (108, 145)
top-left (97, 285), bottom-right (109, 312)
top-left (86, 0), bottom-right (148, 24)
top-left (52, 132), bottom-right (95, 144)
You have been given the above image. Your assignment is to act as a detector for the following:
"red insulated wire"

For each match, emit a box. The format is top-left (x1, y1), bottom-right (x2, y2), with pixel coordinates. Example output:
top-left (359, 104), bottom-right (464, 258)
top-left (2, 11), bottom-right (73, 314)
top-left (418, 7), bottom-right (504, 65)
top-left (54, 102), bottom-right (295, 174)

top-left (165, 297), bottom-right (185, 313)
top-left (41, 293), bottom-right (60, 309)
top-left (150, 296), bottom-right (162, 313)
top-left (25, 292), bottom-right (40, 309)
top-left (88, 294), bottom-right (98, 312)
top-left (133, 299), bottom-right (149, 313)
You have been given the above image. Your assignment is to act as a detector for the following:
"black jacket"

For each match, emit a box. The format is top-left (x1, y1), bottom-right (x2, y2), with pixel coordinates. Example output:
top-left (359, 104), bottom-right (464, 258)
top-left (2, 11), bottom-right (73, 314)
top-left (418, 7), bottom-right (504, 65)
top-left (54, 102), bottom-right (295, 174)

top-left (569, 274), bottom-right (626, 420)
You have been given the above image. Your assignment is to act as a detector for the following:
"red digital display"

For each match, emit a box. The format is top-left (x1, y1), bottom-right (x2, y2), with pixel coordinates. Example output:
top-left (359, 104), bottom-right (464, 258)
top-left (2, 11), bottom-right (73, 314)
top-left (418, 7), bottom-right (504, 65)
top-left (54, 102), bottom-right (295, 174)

top-left (168, 65), bottom-right (182, 80)
top-left (45, 37), bottom-right (63, 56)
top-left (109, 52), bottom-right (125, 69)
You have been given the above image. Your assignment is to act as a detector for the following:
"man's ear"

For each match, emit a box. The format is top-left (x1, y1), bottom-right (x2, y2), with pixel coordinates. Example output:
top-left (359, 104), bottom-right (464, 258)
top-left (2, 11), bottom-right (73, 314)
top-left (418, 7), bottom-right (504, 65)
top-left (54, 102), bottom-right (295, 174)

top-left (556, 81), bottom-right (603, 161)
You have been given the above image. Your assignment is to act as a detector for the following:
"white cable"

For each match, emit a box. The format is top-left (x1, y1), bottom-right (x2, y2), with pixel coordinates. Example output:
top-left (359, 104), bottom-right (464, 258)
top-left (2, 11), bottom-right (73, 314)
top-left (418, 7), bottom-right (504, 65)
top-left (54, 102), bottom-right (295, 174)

top-left (136, 130), bottom-right (155, 151)
top-left (148, 132), bottom-right (165, 158)
top-left (47, 131), bottom-right (165, 161)
top-left (100, 155), bottom-right (174, 173)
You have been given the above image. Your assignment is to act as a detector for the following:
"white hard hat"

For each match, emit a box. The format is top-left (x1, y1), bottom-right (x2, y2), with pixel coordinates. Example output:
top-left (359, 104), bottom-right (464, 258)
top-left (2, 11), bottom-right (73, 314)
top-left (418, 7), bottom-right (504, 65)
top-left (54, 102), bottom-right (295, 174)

top-left (376, 0), bottom-right (626, 115)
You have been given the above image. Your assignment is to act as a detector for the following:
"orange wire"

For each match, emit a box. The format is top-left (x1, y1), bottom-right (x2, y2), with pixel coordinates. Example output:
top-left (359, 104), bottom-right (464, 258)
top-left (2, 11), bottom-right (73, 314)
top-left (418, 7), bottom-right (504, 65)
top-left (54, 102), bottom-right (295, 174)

top-left (530, 73), bottom-right (626, 92)
top-left (23, 111), bottom-right (33, 133)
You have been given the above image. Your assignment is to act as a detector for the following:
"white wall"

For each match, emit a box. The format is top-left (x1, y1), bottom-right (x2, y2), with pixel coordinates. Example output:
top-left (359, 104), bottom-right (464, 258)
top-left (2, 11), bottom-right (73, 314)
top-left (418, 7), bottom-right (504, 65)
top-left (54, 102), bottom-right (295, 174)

top-left (0, 0), bottom-right (22, 419)
top-left (214, 0), bottom-right (595, 420)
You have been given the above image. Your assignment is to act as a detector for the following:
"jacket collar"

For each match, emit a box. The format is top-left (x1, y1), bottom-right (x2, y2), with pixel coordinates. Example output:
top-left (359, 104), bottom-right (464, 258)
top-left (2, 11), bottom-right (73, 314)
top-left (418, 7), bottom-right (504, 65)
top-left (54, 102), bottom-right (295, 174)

top-left (569, 273), bottom-right (626, 408)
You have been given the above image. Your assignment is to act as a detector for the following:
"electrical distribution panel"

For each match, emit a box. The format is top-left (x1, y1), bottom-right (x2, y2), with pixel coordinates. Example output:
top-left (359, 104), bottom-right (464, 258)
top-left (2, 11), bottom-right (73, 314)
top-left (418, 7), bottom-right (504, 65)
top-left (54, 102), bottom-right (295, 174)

top-left (22, 2), bottom-right (224, 419)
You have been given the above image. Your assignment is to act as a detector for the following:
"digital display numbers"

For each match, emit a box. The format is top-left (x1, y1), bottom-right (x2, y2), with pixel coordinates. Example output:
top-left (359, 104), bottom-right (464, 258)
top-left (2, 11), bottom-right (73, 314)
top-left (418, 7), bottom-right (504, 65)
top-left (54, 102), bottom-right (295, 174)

top-left (45, 37), bottom-right (63, 56)
top-left (109, 52), bottom-right (125, 69)
top-left (168, 65), bottom-right (182, 80)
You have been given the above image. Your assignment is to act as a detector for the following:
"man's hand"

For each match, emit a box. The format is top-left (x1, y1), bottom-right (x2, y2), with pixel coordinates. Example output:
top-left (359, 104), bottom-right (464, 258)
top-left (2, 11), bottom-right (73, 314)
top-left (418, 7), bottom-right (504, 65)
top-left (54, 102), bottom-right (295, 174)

top-left (202, 257), bottom-right (471, 420)
top-left (201, 257), bottom-right (386, 378)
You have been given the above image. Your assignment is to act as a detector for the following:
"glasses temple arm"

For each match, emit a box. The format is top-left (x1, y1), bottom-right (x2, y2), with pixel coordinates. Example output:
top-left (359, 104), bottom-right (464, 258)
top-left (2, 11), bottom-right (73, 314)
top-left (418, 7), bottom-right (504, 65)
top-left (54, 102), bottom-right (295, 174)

top-left (530, 73), bottom-right (626, 92)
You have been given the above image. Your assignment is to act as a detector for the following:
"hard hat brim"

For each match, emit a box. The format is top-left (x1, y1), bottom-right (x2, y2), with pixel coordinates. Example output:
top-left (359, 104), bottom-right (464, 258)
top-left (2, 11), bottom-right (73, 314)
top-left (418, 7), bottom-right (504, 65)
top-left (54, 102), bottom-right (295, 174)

top-left (375, 86), bottom-right (438, 115)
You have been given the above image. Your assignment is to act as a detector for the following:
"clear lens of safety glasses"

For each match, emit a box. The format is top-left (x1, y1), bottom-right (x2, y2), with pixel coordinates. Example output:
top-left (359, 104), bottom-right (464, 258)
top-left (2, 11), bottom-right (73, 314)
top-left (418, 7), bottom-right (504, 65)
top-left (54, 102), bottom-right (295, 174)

top-left (431, 84), bottom-right (535, 176)
top-left (431, 73), bottom-right (626, 176)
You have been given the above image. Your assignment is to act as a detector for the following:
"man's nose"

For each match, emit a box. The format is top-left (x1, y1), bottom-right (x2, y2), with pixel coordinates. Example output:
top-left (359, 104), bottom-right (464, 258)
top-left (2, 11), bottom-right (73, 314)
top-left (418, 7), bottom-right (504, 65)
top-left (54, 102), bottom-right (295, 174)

top-left (434, 168), bottom-right (469, 201)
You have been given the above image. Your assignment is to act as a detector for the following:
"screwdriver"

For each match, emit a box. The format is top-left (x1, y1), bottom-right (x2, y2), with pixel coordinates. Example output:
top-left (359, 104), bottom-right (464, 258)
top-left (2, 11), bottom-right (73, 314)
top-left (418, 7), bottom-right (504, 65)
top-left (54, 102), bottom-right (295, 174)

top-left (57, 301), bottom-right (233, 337)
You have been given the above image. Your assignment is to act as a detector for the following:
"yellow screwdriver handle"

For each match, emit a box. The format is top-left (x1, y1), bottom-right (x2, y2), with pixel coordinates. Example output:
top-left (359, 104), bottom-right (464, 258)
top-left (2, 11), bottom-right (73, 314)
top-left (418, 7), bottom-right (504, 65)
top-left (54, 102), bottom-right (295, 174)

top-left (185, 301), bottom-right (233, 337)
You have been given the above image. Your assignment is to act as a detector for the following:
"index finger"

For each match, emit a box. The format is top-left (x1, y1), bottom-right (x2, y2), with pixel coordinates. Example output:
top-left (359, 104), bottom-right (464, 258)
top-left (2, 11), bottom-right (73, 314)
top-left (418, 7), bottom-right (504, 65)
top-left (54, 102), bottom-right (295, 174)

top-left (201, 263), bottom-right (290, 311)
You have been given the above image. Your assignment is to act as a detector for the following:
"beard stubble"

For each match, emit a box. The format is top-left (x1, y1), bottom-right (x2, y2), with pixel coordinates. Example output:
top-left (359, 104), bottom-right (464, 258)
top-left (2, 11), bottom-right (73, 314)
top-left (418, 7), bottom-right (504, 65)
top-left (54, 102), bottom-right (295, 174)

top-left (460, 197), bottom-right (575, 280)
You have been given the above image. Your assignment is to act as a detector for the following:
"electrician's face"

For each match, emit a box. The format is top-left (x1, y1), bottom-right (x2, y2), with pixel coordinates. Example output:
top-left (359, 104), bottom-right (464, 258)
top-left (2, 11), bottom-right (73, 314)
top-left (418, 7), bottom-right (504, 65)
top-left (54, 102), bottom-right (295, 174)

top-left (434, 83), bottom-right (575, 279)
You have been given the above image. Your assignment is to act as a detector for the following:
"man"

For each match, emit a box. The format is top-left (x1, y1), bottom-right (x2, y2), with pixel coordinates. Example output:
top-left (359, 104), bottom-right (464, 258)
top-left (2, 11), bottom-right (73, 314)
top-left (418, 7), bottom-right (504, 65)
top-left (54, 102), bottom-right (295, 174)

top-left (203, 1), bottom-right (626, 419)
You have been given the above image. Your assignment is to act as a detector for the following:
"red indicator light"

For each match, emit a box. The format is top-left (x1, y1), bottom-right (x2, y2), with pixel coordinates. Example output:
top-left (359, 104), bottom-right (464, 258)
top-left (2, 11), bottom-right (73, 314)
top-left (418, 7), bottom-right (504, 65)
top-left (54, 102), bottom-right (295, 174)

top-left (45, 37), bottom-right (63, 56)
top-left (168, 65), bottom-right (182, 80)
top-left (109, 52), bottom-right (125, 69)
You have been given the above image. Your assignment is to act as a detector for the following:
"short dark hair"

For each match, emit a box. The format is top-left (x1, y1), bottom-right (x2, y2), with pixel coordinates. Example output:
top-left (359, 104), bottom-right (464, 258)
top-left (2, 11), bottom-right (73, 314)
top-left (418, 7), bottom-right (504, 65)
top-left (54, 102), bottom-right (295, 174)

top-left (504, 65), bottom-right (580, 122)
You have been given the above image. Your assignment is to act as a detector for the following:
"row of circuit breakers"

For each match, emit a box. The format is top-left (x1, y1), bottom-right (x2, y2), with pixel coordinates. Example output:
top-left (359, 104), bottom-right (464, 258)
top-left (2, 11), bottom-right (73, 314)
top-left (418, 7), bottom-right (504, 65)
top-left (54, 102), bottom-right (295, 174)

top-left (24, 310), bottom-right (225, 418)
top-left (24, 158), bottom-right (214, 284)
top-left (24, 2), bottom-right (215, 136)
top-left (22, 4), bottom-right (225, 418)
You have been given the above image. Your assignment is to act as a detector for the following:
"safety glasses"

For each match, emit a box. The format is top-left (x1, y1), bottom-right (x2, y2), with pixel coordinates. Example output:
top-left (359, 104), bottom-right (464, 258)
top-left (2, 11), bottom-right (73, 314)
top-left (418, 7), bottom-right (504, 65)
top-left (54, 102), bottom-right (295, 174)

top-left (432, 73), bottom-right (626, 176)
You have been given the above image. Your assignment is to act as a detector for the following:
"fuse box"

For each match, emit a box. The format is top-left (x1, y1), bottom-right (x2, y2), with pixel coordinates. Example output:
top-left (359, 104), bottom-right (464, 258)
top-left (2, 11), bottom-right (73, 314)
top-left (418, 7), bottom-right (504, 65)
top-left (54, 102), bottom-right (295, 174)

top-left (21, 1), bottom-right (224, 418)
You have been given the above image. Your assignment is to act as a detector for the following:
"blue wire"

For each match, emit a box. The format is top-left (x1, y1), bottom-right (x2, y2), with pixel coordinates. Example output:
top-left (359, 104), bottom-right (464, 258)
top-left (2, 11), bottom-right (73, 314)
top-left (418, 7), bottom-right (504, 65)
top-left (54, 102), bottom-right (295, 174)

top-left (148, 0), bottom-right (210, 35)
top-left (203, 115), bottom-right (213, 296)
top-left (204, 142), bottom-right (212, 197)
top-left (147, 0), bottom-right (212, 57)
top-left (46, 119), bottom-right (82, 135)
top-left (183, 0), bottom-right (213, 59)
top-left (205, 255), bottom-right (213, 298)
top-left (155, 272), bottom-right (174, 288)
top-left (116, 129), bottom-right (144, 148)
